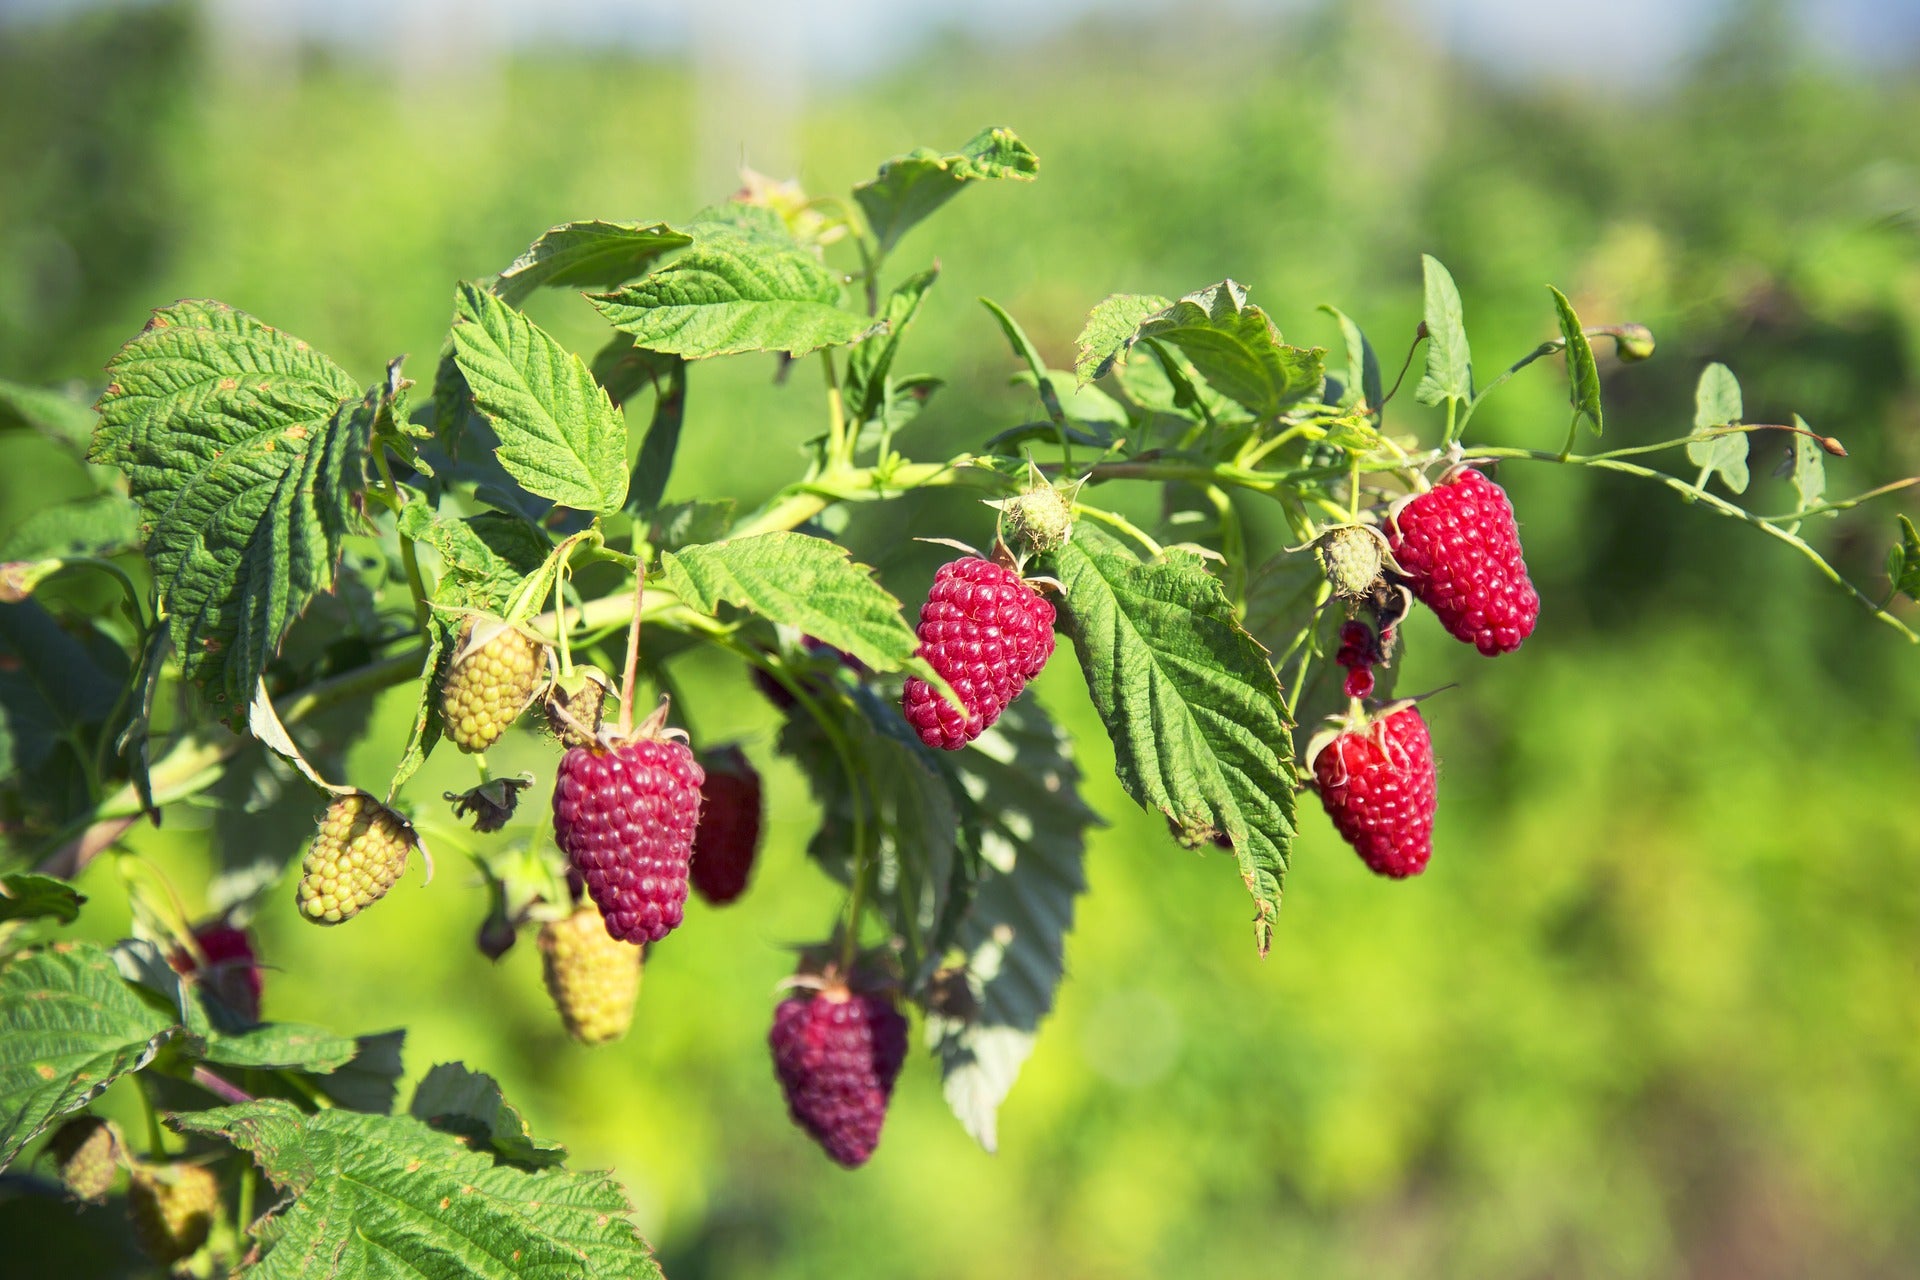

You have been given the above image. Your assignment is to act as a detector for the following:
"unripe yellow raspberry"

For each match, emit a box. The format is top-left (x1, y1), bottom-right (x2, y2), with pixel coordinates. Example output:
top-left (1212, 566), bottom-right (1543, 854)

top-left (297, 792), bottom-right (416, 925)
top-left (128, 1161), bottom-right (219, 1265)
top-left (46, 1116), bottom-right (122, 1203)
top-left (441, 617), bottom-right (549, 753)
top-left (539, 903), bottom-right (642, 1045)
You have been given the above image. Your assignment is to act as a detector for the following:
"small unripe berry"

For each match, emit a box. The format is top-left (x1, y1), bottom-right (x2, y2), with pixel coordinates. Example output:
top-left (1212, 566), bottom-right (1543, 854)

top-left (539, 903), bottom-right (643, 1045)
top-left (297, 793), bottom-right (416, 925)
top-left (1001, 483), bottom-right (1074, 554)
top-left (1316, 525), bottom-right (1389, 599)
top-left (544, 667), bottom-right (611, 749)
top-left (45, 1116), bottom-right (122, 1203)
top-left (128, 1161), bottom-right (219, 1265)
top-left (441, 617), bottom-right (549, 753)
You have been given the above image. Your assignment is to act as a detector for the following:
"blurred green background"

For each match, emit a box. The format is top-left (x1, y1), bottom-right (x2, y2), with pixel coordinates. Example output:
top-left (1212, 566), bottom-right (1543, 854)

top-left (4, 1), bottom-right (1920, 1275)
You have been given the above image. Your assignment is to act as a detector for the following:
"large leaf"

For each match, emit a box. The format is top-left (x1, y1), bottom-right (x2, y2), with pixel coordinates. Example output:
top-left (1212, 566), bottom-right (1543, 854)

top-left (1075, 293), bottom-right (1172, 386)
top-left (1053, 524), bottom-right (1295, 954)
top-left (1549, 286), bottom-right (1603, 437)
top-left (0, 492), bottom-right (142, 561)
top-left (450, 284), bottom-right (628, 514)
top-left (659, 532), bottom-right (922, 673)
top-left (0, 873), bottom-right (85, 924)
top-left (174, 1100), bottom-right (659, 1279)
top-left (495, 220), bottom-right (692, 306)
top-left (929, 700), bottom-right (1095, 1152)
top-left (1689, 362), bottom-right (1748, 495)
top-left (589, 238), bottom-right (873, 361)
top-left (0, 942), bottom-right (177, 1168)
top-left (1414, 254), bottom-right (1473, 417)
top-left (853, 126), bottom-right (1038, 256)
top-left (1118, 282), bottom-right (1324, 418)
top-left (93, 301), bottom-right (369, 720)
top-left (410, 1062), bottom-right (566, 1168)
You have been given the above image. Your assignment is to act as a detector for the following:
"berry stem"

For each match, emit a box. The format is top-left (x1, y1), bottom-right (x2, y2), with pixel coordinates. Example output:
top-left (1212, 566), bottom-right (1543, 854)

top-left (132, 1075), bottom-right (168, 1158)
top-left (372, 444), bottom-right (431, 632)
top-left (618, 564), bottom-right (646, 739)
top-left (822, 350), bottom-right (849, 468)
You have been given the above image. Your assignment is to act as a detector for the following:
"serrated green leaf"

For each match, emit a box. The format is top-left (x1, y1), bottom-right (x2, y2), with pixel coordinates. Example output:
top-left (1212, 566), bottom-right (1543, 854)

top-left (1115, 339), bottom-right (1247, 426)
top-left (929, 700), bottom-right (1095, 1152)
top-left (173, 1100), bottom-right (658, 1279)
top-left (0, 492), bottom-right (142, 561)
top-left (660, 532), bottom-right (921, 673)
top-left (1549, 286), bottom-right (1603, 437)
top-left (626, 356), bottom-right (686, 515)
top-left (1415, 255), bottom-right (1473, 416)
top-left (1892, 516), bottom-right (1920, 603)
top-left (854, 126), bottom-right (1038, 256)
top-left (1790, 413), bottom-right (1827, 514)
top-left (94, 301), bottom-right (369, 721)
top-left (0, 941), bottom-right (178, 1168)
top-left (1073, 293), bottom-right (1171, 386)
top-left (199, 1022), bottom-right (360, 1073)
top-left (0, 873), bottom-right (85, 924)
top-left (1054, 524), bottom-right (1295, 954)
top-left (0, 379), bottom-right (97, 454)
top-left (450, 284), bottom-right (627, 514)
top-left (1689, 362), bottom-right (1748, 494)
top-left (411, 1062), bottom-right (566, 1168)
top-left (1129, 281), bottom-right (1324, 418)
top-left (650, 499), bottom-right (735, 551)
top-left (495, 220), bottom-right (692, 306)
top-left (386, 619), bottom-right (450, 798)
top-left (845, 267), bottom-right (938, 427)
top-left (588, 238), bottom-right (873, 360)
top-left (1318, 304), bottom-right (1383, 414)
top-left (398, 501), bottom-right (551, 614)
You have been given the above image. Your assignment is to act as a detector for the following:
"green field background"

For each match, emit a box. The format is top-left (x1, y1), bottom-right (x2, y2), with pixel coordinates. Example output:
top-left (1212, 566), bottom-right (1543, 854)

top-left (4, 3), bottom-right (1919, 1276)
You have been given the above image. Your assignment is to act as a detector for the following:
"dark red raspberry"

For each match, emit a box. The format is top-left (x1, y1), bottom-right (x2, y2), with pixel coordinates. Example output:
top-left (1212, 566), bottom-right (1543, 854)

top-left (901, 557), bottom-right (1055, 750)
top-left (769, 985), bottom-right (909, 1168)
top-left (1311, 705), bottom-right (1437, 878)
top-left (1343, 666), bottom-right (1375, 699)
top-left (689, 746), bottom-right (763, 906)
top-left (1387, 467), bottom-right (1539, 656)
top-left (553, 737), bottom-right (704, 944)
top-left (169, 922), bottom-right (263, 1022)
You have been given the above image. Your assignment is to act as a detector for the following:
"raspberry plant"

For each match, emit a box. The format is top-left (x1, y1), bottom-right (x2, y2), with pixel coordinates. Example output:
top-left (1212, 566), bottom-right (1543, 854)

top-left (2, 125), bottom-right (1916, 1274)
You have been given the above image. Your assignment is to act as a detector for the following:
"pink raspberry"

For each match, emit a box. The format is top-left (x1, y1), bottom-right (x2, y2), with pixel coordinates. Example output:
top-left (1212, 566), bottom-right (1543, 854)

top-left (689, 746), bottom-right (763, 906)
top-left (169, 922), bottom-right (263, 1023)
top-left (768, 985), bottom-right (909, 1168)
top-left (901, 557), bottom-right (1055, 750)
top-left (1387, 467), bottom-right (1539, 656)
top-left (1311, 705), bottom-right (1437, 878)
top-left (553, 737), bottom-right (704, 943)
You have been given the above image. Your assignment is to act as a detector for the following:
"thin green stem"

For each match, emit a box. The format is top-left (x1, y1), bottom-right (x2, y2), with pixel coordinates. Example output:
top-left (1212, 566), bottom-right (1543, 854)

top-left (372, 446), bottom-right (430, 631)
top-left (1075, 503), bottom-right (1163, 557)
top-left (822, 350), bottom-right (849, 468)
top-left (1759, 476), bottom-right (1919, 522)
top-left (1205, 486), bottom-right (1247, 611)
top-left (133, 1074), bottom-right (168, 1158)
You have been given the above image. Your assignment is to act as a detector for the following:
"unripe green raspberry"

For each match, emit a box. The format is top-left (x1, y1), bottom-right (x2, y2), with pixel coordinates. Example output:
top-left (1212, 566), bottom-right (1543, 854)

top-left (544, 667), bottom-right (611, 749)
top-left (539, 903), bottom-right (642, 1045)
top-left (1316, 525), bottom-right (1389, 600)
top-left (441, 617), bottom-right (549, 753)
top-left (45, 1115), bottom-right (122, 1203)
top-left (297, 792), bottom-right (416, 925)
top-left (128, 1161), bottom-right (219, 1265)
top-left (1002, 483), bottom-right (1074, 555)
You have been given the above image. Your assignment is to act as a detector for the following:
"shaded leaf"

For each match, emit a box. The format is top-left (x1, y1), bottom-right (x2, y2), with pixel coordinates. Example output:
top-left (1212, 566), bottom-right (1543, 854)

top-left (1075, 293), bottom-right (1171, 386)
top-left (845, 267), bottom-right (938, 427)
top-left (626, 357), bottom-right (687, 515)
top-left (0, 873), bottom-right (85, 925)
top-left (410, 1062), bottom-right (566, 1168)
top-left (1790, 413), bottom-right (1827, 514)
top-left (1131, 281), bottom-right (1324, 418)
top-left (1318, 304), bottom-right (1382, 413)
top-left (0, 492), bottom-right (142, 561)
top-left (1892, 515), bottom-right (1920, 603)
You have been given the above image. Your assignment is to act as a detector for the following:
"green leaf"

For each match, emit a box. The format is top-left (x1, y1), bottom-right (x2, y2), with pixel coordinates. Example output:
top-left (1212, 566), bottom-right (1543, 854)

top-left (979, 298), bottom-right (1069, 428)
top-left (0, 492), bottom-right (142, 561)
top-left (198, 1022), bottom-right (360, 1073)
top-left (587, 331), bottom-right (680, 409)
top-left (0, 874), bottom-right (85, 924)
top-left (410, 1062), bottom-right (566, 1168)
top-left (659, 532), bottom-right (922, 674)
top-left (1130, 281), bottom-right (1324, 418)
top-left (0, 942), bottom-right (178, 1168)
top-left (93, 301), bottom-right (369, 720)
top-left (626, 356), bottom-right (687, 515)
top-left (1317, 304), bottom-right (1383, 413)
top-left (1075, 293), bottom-right (1171, 386)
top-left (929, 700), bottom-right (1095, 1152)
top-left (1689, 362), bottom-right (1748, 495)
top-left (1415, 255), bottom-right (1473, 416)
top-left (0, 379), bottom-right (97, 454)
top-left (495, 220), bottom-right (692, 306)
top-left (845, 267), bottom-right (939, 427)
top-left (173, 1100), bottom-right (659, 1279)
top-left (1053, 524), bottom-right (1295, 954)
top-left (0, 599), bottom-right (124, 781)
top-left (1790, 414), bottom-right (1827, 515)
top-left (450, 283), bottom-right (628, 514)
top-left (308, 1030), bottom-right (406, 1114)
top-left (1892, 515), bottom-right (1920, 603)
top-left (398, 501), bottom-right (550, 614)
top-left (854, 126), bottom-right (1038, 256)
top-left (1013, 372), bottom-right (1129, 427)
top-left (650, 499), bottom-right (736, 551)
top-left (385, 619), bottom-right (450, 798)
top-left (1549, 286), bottom-right (1603, 437)
top-left (589, 238), bottom-right (873, 361)
top-left (1115, 340), bottom-right (1247, 426)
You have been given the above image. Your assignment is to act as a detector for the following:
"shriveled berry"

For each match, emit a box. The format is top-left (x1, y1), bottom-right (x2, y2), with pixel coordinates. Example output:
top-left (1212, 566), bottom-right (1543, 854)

top-left (441, 618), bottom-right (548, 752)
top-left (168, 921), bottom-right (263, 1022)
top-left (544, 667), bottom-right (611, 749)
top-left (689, 746), bottom-right (763, 906)
top-left (45, 1116), bottom-right (122, 1203)
top-left (297, 793), bottom-right (416, 925)
top-left (902, 557), bottom-right (1055, 750)
top-left (1387, 468), bottom-right (1539, 656)
top-left (553, 738), bottom-right (704, 944)
top-left (769, 985), bottom-right (908, 1168)
top-left (1312, 705), bottom-right (1437, 878)
top-left (128, 1161), bottom-right (219, 1265)
top-left (539, 903), bottom-right (642, 1045)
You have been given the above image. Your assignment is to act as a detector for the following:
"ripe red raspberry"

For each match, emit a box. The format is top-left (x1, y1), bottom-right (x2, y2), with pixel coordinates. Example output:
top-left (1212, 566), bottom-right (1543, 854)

top-left (1387, 467), bottom-right (1539, 656)
top-left (168, 921), bottom-right (263, 1022)
top-left (689, 746), bottom-right (763, 906)
top-left (1311, 704), bottom-right (1437, 878)
top-left (768, 984), bottom-right (909, 1169)
top-left (902, 557), bottom-right (1055, 750)
top-left (553, 735), bottom-right (704, 944)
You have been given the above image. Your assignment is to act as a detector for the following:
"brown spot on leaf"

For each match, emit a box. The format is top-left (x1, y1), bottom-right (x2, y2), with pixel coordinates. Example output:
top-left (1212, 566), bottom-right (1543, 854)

top-left (439, 1196), bottom-right (450, 1210)
top-left (36, 1064), bottom-right (55, 1080)
top-left (218, 377), bottom-right (239, 392)
top-left (285, 424), bottom-right (309, 441)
